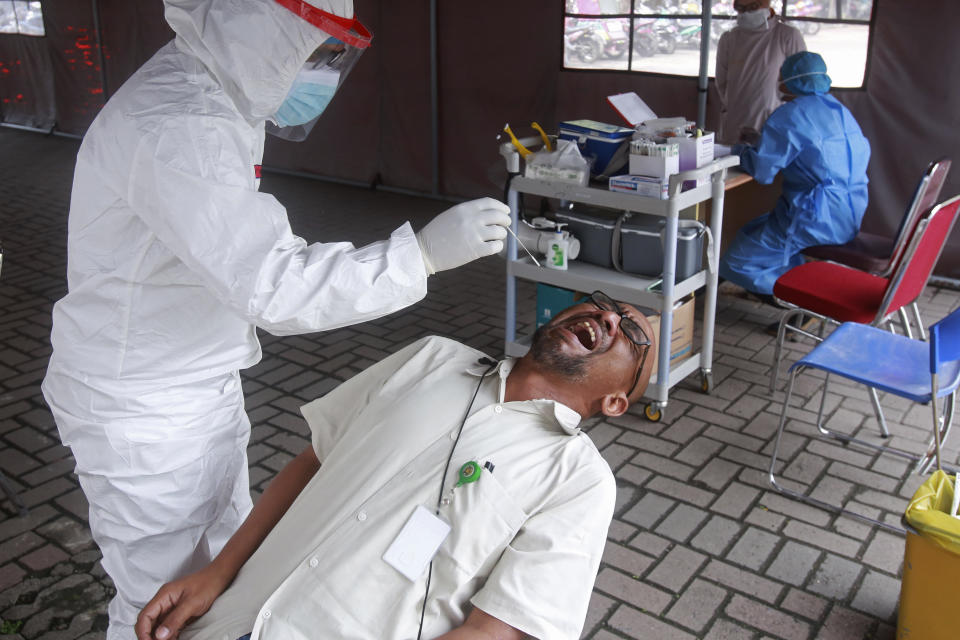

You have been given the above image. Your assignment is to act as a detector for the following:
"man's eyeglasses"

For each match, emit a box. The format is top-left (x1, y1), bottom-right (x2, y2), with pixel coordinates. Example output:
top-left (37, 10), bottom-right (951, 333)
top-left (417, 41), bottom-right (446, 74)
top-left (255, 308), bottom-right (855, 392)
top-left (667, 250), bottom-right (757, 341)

top-left (588, 291), bottom-right (652, 397)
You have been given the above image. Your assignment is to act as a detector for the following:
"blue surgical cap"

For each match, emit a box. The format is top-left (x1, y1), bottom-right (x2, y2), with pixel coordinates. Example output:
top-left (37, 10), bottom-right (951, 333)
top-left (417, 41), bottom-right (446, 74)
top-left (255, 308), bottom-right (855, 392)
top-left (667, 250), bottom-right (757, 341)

top-left (780, 51), bottom-right (832, 95)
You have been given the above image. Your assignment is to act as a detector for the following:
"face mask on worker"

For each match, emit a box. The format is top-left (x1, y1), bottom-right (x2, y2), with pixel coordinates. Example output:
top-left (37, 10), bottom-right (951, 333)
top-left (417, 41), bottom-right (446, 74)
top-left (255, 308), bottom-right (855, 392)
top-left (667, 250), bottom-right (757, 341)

top-left (267, 22), bottom-right (371, 141)
top-left (736, 8), bottom-right (770, 30)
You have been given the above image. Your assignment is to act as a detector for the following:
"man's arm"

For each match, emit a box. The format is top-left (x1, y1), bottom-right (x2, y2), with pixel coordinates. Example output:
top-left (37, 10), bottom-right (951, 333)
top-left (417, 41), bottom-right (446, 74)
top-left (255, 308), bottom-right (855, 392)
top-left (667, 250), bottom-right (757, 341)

top-left (434, 607), bottom-right (526, 640)
top-left (134, 446), bottom-right (320, 640)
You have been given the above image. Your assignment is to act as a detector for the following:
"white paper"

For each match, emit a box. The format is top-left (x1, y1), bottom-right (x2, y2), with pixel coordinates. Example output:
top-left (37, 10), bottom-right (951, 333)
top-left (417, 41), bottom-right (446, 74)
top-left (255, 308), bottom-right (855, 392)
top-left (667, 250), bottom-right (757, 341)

top-left (382, 505), bottom-right (451, 581)
top-left (607, 92), bottom-right (658, 127)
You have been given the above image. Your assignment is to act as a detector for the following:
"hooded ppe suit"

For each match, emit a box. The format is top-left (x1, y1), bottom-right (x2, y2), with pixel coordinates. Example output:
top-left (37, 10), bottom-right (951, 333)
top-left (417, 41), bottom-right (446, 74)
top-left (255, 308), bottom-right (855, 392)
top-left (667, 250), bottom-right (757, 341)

top-left (40, 1), bottom-right (503, 637)
top-left (719, 52), bottom-right (871, 295)
top-left (715, 12), bottom-right (805, 145)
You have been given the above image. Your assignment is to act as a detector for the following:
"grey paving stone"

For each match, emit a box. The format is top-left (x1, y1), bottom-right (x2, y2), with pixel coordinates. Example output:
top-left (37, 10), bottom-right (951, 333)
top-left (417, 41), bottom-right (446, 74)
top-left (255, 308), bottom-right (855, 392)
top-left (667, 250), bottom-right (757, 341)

top-left (850, 570), bottom-right (900, 622)
top-left (780, 588), bottom-right (828, 621)
top-left (594, 568), bottom-right (673, 615)
top-left (725, 595), bottom-right (810, 640)
top-left (647, 545), bottom-right (707, 593)
top-left (725, 526), bottom-right (779, 571)
top-left (816, 605), bottom-right (875, 640)
top-left (666, 578), bottom-right (727, 632)
top-left (607, 604), bottom-right (697, 640)
top-left (861, 530), bottom-right (904, 575)
top-left (807, 554), bottom-right (863, 600)
top-left (655, 503), bottom-right (710, 543)
top-left (764, 541), bottom-right (822, 587)
top-left (622, 492), bottom-right (675, 529)
top-left (711, 481), bottom-right (761, 519)
top-left (703, 618), bottom-right (757, 640)
top-left (702, 560), bottom-right (784, 605)
top-left (691, 515), bottom-right (742, 556)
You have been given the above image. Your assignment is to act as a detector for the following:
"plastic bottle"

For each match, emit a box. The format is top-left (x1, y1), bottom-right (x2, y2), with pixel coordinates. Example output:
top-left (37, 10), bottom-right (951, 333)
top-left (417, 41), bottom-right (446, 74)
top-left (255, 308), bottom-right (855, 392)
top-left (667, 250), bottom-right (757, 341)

top-left (547, 224), bottom-right (569, 270)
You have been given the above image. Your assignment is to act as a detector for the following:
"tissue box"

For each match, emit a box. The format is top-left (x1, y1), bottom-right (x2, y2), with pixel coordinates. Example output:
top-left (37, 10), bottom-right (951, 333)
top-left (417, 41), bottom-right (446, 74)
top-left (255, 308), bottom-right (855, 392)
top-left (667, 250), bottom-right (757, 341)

top-left (676, 132), bottom-right (715, 188)
top-left (608, 174), bottom-right (669, 199)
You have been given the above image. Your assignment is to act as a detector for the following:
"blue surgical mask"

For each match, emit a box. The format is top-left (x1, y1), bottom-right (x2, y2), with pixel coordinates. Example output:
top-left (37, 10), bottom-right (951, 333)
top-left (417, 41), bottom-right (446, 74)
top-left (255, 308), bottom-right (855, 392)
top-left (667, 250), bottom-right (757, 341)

top-left (736, 8), bottom-right (769, 30)
top-left (274, 80), bottom-right (337, 128)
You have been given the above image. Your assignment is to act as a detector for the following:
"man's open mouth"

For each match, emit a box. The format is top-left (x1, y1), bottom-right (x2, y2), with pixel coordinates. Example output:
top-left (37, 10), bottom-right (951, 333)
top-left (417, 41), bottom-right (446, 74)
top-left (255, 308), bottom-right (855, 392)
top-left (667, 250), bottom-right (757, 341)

top-left (569, 320), bottom-right (599, 350)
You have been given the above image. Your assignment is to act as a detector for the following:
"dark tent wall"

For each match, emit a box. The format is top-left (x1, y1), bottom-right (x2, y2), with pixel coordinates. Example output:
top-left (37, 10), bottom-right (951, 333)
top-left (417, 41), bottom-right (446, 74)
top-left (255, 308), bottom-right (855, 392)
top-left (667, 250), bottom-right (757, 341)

top-left (2, 0), bottom-right (959, 275)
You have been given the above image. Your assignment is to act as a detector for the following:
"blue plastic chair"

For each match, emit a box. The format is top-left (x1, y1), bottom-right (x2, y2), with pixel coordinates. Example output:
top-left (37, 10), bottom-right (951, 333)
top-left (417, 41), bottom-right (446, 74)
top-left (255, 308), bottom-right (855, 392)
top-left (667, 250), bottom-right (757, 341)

top-left (767, 306), bottom-right (960, 531)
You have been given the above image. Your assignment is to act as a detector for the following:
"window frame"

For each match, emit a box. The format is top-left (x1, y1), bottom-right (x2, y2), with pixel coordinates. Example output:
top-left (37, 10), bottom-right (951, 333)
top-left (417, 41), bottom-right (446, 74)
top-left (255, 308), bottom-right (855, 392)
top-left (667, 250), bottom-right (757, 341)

top-left (561, 0), bottom-right (876, 90)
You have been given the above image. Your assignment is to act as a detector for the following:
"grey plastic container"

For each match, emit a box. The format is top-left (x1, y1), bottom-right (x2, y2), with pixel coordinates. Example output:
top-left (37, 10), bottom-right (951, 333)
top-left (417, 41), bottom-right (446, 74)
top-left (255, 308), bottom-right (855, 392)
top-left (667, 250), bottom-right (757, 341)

top-left (620, 219), bottom-right (704, 280)
top-left (555, 211), bottom-right (617, 268)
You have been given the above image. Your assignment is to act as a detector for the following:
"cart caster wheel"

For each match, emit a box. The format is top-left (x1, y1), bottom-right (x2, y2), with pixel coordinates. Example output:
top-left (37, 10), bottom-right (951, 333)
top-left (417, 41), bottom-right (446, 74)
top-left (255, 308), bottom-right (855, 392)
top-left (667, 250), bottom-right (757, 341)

top-left (644, 403), bottom-right (663, 422)
top-left (700, 371), bottom-right (713, 394)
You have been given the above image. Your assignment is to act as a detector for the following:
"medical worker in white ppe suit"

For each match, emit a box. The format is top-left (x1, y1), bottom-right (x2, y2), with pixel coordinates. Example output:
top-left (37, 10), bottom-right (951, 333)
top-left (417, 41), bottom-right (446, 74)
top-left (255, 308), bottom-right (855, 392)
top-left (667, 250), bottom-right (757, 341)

top-left (40, 0), bottom-right (511, 637)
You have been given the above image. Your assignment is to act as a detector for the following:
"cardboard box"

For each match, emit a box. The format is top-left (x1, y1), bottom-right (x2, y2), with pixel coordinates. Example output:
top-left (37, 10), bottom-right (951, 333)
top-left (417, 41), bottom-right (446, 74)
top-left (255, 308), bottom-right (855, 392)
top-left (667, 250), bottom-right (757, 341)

top-left (642, 295), bottom-right (695, 377)
top-left (609, 174), bottom-right (669, 199)
top-left (535, 284), bottom-right (585, 328)
top-left (628, 150), bottom-right (680, 180)
top-left (676, 132), bottom-right (715, 189)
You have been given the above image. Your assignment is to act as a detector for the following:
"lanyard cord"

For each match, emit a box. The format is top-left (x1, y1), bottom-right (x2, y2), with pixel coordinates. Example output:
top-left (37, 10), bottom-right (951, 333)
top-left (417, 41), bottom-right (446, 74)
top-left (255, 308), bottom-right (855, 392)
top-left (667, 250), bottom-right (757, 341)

top-left (416, 356), bottom-right (498, 640)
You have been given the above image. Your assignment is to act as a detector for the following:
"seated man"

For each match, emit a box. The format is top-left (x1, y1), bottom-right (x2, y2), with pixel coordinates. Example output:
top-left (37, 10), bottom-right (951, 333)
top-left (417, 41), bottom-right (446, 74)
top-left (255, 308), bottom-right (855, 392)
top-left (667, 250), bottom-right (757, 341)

top-left (135, 291), bottom-right (656, 640)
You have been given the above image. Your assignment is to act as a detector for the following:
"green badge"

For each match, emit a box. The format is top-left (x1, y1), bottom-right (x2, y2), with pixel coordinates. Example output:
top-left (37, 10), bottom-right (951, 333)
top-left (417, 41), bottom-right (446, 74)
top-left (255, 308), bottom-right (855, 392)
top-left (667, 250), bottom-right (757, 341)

top-left (456, 461), bottom-right (482, 487)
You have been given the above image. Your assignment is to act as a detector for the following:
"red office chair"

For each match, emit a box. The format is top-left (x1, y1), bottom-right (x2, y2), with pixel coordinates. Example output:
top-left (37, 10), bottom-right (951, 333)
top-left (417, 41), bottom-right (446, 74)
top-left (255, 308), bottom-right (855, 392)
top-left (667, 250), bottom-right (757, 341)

top-left (802, 157), bottom-right (951, 339)
top-left (768, 195), bottom-right (960, 437)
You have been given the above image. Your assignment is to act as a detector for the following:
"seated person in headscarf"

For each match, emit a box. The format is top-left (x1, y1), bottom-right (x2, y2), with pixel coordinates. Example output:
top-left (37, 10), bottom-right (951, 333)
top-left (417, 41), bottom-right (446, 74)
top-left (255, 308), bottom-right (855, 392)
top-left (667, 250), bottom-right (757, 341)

top-left (135, 292), bottom-right (657, 640)
top-left (719, 51), bottom-right (871, 303)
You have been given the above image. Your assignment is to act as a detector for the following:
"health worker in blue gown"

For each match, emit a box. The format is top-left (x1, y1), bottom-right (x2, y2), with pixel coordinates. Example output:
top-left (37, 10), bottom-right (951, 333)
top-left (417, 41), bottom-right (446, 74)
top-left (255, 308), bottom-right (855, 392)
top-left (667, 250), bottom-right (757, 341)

top-left (719, 51), bottom-right (870, 296)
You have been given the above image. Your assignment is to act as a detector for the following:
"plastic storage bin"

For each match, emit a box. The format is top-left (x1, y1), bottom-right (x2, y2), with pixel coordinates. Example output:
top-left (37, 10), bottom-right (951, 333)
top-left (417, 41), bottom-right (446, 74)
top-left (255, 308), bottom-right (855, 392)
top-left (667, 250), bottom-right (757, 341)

top-left (555, 210), bottom-right (617, 268)
top-left (558, 120), bottom-right (634, 178)
top-left (621, 219), bottom-right (704, 280)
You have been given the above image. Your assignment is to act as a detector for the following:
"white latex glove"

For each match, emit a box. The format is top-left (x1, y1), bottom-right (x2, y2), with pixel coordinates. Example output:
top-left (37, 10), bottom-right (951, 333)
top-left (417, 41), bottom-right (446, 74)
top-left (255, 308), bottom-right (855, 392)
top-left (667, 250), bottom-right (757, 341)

top-left (416, 198), bottom-right (511, 275)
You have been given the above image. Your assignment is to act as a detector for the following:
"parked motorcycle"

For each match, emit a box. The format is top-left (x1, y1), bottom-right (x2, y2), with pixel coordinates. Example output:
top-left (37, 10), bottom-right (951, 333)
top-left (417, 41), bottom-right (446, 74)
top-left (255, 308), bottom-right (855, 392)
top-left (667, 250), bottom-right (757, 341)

top-left (564, 21), bottom-right (604, 63)
top-left (633, 18), bottom-right (659, 57)
top-left (787, 0), bottom-right (825, 35)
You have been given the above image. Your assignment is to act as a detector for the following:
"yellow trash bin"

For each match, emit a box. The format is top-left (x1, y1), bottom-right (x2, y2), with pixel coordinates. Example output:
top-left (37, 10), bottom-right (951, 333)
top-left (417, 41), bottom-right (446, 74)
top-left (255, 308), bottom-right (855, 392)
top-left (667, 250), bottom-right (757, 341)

top-left (898, 470), bottom-right (960, 640)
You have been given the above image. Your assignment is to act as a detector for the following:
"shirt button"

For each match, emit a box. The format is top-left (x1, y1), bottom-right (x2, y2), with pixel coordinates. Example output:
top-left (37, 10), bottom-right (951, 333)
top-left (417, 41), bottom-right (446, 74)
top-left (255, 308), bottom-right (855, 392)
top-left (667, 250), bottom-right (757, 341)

top-left (262, 610), bottom-right (272, 619)
top-left (449, 431), bottom-right (457, 440)
top-left (309, 557), bottom-right (319, 568)
top-left (494, 405), bottom-right (503, 414)
top-left (357, 511), bottom-right (367, 522)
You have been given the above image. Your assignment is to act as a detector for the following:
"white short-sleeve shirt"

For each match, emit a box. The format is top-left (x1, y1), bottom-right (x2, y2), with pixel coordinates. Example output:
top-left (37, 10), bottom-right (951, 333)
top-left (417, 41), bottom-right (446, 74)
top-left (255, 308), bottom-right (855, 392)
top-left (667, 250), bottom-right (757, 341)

top-left (182, 336), bottom-right (616, 640)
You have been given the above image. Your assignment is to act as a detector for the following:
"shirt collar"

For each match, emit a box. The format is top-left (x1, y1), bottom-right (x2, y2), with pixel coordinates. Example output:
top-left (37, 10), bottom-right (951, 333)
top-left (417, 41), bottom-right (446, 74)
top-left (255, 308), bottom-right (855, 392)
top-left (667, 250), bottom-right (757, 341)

top-left (466, 356), bottom-right (583, 435)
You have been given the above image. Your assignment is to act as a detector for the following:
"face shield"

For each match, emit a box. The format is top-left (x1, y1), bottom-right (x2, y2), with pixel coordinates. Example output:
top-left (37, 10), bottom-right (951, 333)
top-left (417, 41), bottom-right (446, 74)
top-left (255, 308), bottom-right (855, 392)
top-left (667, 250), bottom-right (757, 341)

top-left (266, 4), bottom-right (372, 142)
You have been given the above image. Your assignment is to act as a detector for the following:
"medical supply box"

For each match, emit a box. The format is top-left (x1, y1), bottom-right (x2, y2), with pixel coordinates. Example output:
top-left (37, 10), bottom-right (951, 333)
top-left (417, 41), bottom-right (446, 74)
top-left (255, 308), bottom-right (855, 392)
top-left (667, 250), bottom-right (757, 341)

top-left (608, 174), bottom-right (670, 199)
top-left (555, 210), bottom-right (704, 280)
top-left (558, 120), bottom-right (634, 178)
top-left (677, 131), bottom-right (715, 188)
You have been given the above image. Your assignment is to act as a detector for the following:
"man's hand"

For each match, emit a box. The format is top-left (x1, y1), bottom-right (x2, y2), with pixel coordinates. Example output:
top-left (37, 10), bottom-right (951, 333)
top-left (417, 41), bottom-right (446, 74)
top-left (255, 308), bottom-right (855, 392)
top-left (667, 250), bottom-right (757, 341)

top-left (134, 564), bottom-right (230, 640)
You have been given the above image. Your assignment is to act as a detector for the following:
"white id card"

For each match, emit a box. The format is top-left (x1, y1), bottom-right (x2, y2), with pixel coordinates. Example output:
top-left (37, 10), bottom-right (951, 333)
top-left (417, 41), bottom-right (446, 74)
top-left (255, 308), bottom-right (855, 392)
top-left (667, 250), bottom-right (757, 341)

top-left (382, 505), bottom-right (451, 581)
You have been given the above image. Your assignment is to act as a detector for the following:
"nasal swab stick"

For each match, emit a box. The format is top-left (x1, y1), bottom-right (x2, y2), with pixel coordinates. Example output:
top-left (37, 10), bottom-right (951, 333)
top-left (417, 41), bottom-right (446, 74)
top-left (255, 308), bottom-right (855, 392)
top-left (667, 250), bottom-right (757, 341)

top-left (505, 225), bottom-right (541, 267)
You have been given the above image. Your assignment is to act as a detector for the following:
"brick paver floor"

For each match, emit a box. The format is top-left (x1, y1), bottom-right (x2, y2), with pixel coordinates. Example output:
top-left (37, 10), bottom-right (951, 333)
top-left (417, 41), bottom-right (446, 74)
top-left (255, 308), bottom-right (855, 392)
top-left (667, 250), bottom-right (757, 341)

top-left (2, 127), bottom-right (959, 639)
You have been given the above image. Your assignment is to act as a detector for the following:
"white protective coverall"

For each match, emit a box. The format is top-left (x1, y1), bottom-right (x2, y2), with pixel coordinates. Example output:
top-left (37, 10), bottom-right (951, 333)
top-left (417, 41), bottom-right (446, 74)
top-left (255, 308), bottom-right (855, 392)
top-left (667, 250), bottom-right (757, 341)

top-left (41, 1), bottom-right (496, 637)
top-left (714, 15), bottom-right (805, 145)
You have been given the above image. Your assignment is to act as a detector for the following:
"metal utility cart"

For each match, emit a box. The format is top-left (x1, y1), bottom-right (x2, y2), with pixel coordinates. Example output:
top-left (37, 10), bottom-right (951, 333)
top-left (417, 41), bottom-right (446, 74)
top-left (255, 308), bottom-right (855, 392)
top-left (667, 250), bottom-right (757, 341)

top-left (500, 139), bottom-right (739, 421)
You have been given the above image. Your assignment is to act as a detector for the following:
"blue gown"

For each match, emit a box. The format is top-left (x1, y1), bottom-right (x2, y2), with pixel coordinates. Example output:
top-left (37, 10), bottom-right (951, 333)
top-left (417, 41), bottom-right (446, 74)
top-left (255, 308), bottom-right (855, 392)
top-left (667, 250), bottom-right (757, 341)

top-left (719, 93), bottom-right (870, 294)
